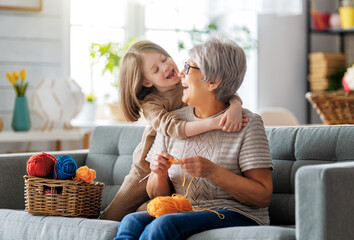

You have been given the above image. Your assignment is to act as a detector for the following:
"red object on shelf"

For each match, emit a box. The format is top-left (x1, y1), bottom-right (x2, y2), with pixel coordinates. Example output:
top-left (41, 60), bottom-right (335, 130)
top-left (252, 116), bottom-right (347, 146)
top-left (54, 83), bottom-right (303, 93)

top-left (311, 10), bottom-right (330, 30)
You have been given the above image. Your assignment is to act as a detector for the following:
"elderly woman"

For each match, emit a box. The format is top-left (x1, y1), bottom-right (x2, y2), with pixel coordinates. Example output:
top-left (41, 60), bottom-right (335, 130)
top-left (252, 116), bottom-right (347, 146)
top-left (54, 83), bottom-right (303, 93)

top-left (114, 38), bottom-right (273, 240)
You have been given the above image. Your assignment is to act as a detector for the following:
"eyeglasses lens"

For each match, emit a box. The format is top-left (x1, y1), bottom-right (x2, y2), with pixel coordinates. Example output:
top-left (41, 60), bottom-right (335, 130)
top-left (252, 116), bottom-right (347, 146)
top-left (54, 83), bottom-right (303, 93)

top-left (184, 62), bottom-right (189, 75)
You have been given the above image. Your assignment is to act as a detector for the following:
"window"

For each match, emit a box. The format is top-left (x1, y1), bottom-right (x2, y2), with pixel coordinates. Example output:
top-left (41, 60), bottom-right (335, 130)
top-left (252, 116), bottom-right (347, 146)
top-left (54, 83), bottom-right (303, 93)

top-left (70, 0), bottom-right (257, 111)
top-left (144, 0), bottom-right (209, 66)
top-left (70, 0), bottom-right (126, 104)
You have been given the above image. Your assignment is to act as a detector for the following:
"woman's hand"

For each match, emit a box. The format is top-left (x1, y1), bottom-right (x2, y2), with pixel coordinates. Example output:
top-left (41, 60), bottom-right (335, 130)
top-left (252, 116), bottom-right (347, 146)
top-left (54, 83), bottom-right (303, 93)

top-left (150, 150), bottom-right (173, 177)
top-left (147, 150), bottom-right (174, 198)
top-left (181, 156), bottom-right (218, 178)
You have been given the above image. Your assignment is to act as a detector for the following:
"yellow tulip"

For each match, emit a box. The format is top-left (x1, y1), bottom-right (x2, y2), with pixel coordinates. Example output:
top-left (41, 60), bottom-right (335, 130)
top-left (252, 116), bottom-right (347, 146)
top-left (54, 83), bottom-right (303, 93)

top-left (12, 71), bottom-right (19, 81)
top-left (6, 72), bottom-right (12, 81)
top-left (6, 72), bottom-right (16, 85)
top-left (19, 69), bottom-right (26, 81)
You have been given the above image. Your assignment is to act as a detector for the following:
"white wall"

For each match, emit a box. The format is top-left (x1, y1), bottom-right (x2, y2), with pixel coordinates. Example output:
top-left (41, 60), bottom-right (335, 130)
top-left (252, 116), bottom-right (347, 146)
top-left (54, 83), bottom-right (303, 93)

top-left (257, 7), bottom-right (307, 124)
top-left (0, 0), bottom-right (81, 153)
top-left (0, 0), bottom-right (70, 129)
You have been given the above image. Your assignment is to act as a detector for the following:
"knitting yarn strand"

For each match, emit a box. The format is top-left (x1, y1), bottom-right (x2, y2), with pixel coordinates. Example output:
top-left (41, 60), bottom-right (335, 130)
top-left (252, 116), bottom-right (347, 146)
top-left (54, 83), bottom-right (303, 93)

top-left (147, 157), bottom-right (225, 220)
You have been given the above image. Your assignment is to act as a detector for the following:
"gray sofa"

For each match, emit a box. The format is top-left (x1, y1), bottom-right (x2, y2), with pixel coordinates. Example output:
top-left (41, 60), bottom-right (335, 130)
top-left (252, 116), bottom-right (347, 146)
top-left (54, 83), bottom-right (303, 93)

top-left (1, 124), bottom-right (354, 240)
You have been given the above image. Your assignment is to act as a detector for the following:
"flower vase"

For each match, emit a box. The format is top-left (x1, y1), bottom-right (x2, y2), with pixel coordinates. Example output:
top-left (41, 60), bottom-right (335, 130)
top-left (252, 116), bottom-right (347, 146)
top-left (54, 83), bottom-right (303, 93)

top-left (12, 96), bottom-right (31, 131)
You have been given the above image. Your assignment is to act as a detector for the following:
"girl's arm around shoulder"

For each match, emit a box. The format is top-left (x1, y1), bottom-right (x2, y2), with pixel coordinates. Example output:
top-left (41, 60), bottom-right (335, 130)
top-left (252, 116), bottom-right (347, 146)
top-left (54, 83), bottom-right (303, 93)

top-left (142, 97), bottom-right (227, 139)
top-left (141, 98), bottom-right (187, 139)
top-left (219, 94), bottom-right (248, 132)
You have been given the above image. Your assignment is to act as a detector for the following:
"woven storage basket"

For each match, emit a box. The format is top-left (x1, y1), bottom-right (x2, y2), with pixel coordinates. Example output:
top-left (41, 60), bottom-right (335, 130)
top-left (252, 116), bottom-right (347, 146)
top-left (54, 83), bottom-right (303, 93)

top-left (306, 91), bottom-right (354, 125)
top-left (24, 175), bottom-right (104, 218)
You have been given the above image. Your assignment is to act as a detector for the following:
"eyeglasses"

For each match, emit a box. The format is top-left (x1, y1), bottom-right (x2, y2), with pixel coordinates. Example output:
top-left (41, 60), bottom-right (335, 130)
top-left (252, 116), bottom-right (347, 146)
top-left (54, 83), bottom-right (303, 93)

top-left (183, 62), bottom-right (200, 75)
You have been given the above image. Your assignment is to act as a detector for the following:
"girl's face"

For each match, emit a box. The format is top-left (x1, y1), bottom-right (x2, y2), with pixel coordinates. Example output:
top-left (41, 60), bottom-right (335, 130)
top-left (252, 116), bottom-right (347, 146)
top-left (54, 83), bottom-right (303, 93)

top-left (141, 51), bottom-right (180, 92)
top-left (178, 60), bottom-right (208, 107)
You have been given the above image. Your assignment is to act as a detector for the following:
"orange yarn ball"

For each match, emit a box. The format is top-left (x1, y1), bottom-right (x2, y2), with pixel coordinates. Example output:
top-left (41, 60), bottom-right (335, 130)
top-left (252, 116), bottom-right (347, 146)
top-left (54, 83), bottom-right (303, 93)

top-left (73, 166), bottom-right (96, 183)
top-left (147, 194), bottom-right (193, 218)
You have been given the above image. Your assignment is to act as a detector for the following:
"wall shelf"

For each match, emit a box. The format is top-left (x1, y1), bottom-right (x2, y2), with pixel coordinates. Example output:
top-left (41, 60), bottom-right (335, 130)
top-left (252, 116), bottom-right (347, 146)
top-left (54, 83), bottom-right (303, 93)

top-left (306, 1), bottom-right (353, 123)
top-left (311, 28), bottom-right (354, 34)
top-left (0, 129), bottom-right (90, 153)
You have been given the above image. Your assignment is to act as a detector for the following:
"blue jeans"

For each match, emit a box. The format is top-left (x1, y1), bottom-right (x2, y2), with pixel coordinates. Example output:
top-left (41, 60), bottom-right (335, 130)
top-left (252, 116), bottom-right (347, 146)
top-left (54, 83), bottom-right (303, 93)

top-left (114, 210), bottom-right (258, 240)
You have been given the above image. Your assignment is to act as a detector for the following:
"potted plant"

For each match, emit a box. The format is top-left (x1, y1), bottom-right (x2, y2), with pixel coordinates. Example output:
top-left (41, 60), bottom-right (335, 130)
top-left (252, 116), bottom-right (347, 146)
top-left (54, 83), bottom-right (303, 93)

top-left (89, 38), bottom-right (136, 121)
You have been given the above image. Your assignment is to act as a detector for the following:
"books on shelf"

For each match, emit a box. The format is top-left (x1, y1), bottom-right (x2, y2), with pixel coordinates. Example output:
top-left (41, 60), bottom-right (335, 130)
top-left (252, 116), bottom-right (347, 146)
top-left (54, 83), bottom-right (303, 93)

top-left (308, 52), bottom-right (347, 91)
top-left (308, 52), bottom-right (346, 62)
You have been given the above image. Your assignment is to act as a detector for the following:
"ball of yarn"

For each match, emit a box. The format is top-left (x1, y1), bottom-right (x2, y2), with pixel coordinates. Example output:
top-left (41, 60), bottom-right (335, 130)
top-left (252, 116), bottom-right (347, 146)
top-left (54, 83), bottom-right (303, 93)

top-left (53, 155), bottom-right (77, 180)
top-left (44, 187), bottom-right (58, 195)
top-left (147, 194), bottom-right (193, 218)
top-left (73, 166), bottom-right (96, 183)
top-left (26, 152), bottom-right (57, 178)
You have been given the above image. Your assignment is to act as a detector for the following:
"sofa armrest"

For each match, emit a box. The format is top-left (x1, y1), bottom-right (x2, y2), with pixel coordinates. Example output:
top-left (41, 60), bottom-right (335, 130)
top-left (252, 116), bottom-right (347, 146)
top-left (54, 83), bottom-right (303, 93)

top-left (0, 150), bottom-right (88, 210)
top-left (295, 161), bottom-right (354, 240)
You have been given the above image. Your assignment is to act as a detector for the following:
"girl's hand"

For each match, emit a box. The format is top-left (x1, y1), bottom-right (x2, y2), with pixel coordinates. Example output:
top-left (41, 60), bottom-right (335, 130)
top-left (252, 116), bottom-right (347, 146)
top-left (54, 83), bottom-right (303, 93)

top-left (219, 109), bottom-right (248, 132)
top-left (211, 114), bottom-right (224, 130)
top-left (150, 150), bottom-right (173, 177)
top-left (181, 156), bottom-right (217, 178)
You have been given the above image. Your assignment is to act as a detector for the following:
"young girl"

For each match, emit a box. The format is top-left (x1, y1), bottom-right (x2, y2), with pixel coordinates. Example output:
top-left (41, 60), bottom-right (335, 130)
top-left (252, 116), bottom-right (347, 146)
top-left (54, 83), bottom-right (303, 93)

top-left (100, 40), bottom-right (246, 221)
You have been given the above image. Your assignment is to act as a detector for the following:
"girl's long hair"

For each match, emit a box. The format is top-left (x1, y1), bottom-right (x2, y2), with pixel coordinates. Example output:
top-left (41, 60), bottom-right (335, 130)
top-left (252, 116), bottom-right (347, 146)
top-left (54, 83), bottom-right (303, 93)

top-left (119, 40), bottom-right (171, 122)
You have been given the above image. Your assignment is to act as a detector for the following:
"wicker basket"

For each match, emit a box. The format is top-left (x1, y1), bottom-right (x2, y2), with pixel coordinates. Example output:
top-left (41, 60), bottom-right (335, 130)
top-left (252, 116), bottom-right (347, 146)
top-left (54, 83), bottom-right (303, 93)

top-left (305, 91), bottom-right (354, 125)
top-left (24, 175), bottom-right (104, 218)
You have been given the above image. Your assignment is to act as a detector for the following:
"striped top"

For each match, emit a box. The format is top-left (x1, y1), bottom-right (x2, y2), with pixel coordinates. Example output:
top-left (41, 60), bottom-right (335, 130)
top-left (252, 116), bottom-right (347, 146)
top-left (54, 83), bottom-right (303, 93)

top-left (146, 106), bottom-right (273, 225)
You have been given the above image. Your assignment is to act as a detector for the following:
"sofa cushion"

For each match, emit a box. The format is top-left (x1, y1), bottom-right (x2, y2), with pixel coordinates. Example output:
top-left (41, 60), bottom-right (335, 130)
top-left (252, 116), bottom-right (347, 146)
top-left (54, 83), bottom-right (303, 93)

top-left (188, 225), bottom-right (295, 240)
top-left (85, 125), bottom-right (145, 210)
top-left (266, 125), bottom-right (354, 225)
top-left (0, 209), bottom-right (118, 240)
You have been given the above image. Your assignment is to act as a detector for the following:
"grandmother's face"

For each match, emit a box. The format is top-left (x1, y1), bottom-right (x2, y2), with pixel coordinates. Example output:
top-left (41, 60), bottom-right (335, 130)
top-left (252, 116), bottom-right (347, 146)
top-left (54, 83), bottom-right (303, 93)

top-left (178, 60), bottom-right (209, 107)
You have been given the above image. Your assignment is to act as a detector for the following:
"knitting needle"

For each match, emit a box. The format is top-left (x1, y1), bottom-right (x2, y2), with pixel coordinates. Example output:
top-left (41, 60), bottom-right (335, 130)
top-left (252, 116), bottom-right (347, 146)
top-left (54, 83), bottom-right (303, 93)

top-left (138, 158), bottom-right (181, 183)
top-left (139, 172), bottom-right (152, 183)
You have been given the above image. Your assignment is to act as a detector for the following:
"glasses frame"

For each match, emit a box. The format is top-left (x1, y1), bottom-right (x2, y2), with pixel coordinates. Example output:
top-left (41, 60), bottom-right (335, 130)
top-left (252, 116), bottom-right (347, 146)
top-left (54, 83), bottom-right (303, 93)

top-left (184, 62), bottom-right (200, 75)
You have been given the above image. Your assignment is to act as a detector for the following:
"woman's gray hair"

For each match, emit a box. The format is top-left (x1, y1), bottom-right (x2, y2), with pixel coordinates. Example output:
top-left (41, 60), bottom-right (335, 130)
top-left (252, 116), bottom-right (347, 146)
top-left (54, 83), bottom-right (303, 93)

top-left (188, 38), bottom-right (247, 103)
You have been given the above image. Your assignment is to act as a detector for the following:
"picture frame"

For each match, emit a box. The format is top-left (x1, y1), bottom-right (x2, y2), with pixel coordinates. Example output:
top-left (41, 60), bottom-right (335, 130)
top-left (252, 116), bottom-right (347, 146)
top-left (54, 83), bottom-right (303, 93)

top-left (0, 0), bottom-right (42, 12)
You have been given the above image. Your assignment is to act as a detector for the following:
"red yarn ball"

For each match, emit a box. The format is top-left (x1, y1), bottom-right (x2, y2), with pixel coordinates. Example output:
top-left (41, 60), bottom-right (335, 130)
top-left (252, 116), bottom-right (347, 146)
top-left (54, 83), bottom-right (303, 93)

top-left (26, 152), bottom-right (57, 178)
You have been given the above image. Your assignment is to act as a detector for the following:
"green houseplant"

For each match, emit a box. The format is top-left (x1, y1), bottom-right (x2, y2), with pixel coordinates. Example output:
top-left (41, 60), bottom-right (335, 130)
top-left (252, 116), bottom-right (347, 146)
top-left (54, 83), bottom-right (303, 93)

top-left (89, 38), bottom-right (137, 121)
